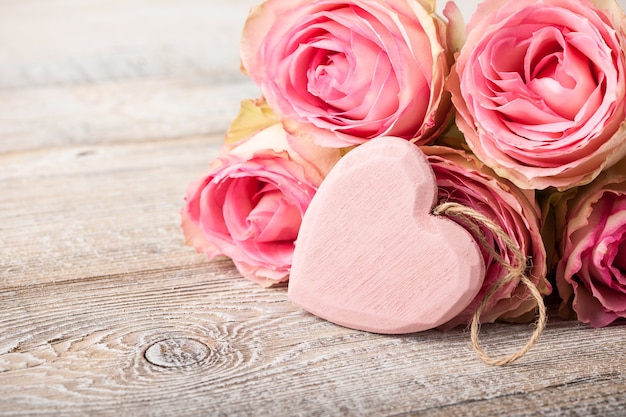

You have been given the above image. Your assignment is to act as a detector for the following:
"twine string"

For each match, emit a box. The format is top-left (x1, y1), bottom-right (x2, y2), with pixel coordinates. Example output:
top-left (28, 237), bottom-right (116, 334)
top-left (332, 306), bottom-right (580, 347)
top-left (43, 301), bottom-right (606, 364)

top-left (433, 202), bottom-right (547, 366)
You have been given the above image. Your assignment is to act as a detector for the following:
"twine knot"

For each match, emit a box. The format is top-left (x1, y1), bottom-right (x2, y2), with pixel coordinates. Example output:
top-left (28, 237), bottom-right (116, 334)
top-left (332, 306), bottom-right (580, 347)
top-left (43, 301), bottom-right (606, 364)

top-left (433, 201), bottom-right (547, 366)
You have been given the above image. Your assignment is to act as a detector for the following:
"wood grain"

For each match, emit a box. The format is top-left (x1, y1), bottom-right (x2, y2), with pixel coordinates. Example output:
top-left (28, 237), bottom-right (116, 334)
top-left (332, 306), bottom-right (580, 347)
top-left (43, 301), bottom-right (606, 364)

top-left (0, 0), bottom-right (261, 153)
top-left (0, 0), bottom-right (260, 88)
top-left (0, 80), bottom-right (260, 153)
top-left (2, 264), bottom-right (626, 416)
top-left (2, 0), bottom-right (626, 416)
top-left (0, 135), bottom-right (224, 288)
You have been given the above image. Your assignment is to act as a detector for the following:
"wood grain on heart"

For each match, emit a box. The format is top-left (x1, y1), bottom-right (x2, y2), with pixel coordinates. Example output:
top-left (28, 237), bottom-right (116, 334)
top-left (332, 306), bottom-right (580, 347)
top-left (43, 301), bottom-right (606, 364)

top-left (288, 137), bottom-right (485, 334)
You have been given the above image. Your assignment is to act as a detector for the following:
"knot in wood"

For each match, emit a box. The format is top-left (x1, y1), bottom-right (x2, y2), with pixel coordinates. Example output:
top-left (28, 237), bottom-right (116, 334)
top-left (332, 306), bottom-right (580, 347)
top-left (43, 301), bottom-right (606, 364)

top-left (144, 337), bottom-right (209, 368)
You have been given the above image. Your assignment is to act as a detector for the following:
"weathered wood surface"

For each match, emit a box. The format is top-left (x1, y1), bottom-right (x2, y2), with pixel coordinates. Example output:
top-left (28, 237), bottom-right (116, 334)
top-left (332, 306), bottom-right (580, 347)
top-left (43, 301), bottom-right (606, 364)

top-left (2, 0), bottom-right (626, 416)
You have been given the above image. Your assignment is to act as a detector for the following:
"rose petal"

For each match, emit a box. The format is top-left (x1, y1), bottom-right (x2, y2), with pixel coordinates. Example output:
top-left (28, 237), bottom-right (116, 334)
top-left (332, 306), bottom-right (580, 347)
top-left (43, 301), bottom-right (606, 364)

top-left (424, 145), bottom-right (549, 327)
top-left (180, 121), bottom-right (329, 287)
top-left (450, 0), bottom-right (626, 189)
top-left (241, 0), bottom-right (453, 147)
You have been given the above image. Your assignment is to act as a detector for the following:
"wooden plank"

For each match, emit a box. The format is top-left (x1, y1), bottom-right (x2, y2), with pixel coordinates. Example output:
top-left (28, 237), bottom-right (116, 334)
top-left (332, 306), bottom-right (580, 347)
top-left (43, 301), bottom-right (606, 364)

top-left (0, 0), bottom-right (260, 88)
top-left (0, 79), bottom-right (260, 152)
top-left (1, 265), bottom-right (626, 416)
top-left (0, 0), bottom-right (262, 152)
top-left (0, 136), bottom-right (223, 288)
top-left (2, 1), bottom-right (626, 416)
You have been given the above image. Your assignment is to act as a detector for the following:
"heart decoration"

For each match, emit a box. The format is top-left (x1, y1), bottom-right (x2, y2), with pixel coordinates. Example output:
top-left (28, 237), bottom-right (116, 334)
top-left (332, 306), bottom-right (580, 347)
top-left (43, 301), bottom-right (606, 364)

top-left (288, 137), bottom-right (486, 334)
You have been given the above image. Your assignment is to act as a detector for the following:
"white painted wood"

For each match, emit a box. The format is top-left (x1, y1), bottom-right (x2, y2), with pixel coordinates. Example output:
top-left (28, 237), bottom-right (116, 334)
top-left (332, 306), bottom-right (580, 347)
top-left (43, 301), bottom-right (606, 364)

top-left (0, 0), bottom-right (260, 88)
top-left (2, 0), bottom-right (626, 415)
top-left (2, 265), bottom-right (626, 416)
top-left (0, 79), bottom-right (260, 152)
top-left (0, 136), bottom-right (222, 287)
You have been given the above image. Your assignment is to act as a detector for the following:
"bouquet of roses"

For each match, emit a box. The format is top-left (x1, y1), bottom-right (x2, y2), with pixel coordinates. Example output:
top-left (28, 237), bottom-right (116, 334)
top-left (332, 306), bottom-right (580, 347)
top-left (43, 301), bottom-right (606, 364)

top-left (181, 0), bottom-right (626, 331)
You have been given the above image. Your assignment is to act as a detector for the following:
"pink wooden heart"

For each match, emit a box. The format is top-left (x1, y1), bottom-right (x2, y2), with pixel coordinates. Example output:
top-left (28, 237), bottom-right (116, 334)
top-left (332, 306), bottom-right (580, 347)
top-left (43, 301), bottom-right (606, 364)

top-left (288, 137), bottom-right (485, 333)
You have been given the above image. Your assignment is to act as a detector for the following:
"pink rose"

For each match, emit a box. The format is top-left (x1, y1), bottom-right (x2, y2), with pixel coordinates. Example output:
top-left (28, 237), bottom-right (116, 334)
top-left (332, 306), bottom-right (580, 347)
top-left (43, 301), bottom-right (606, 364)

top-left (555, 158), bottom-right (626, 327)
top-left (181, 103), bottom-right (342, 286)
top-left (449, 0), bottom-right (626, 190)
top-left (423, 145), bottom-right (551, 327)
top-left (240, 0), bottom-right (454, 148)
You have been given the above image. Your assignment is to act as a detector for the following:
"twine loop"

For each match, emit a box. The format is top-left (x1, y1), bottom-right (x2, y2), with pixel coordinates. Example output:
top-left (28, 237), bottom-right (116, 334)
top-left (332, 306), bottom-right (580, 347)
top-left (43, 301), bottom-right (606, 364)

top-left (433, 202), bottom-right (547, 366)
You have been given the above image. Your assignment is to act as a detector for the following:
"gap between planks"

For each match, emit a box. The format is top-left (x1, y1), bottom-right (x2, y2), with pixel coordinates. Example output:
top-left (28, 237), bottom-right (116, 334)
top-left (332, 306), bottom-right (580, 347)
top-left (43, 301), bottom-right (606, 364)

top-left (2, 261), bottom-right (626, 416)
top-left (0, 78), bottom-right (261, 153)
top-left (0, 135), bottom-right (226, 288)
